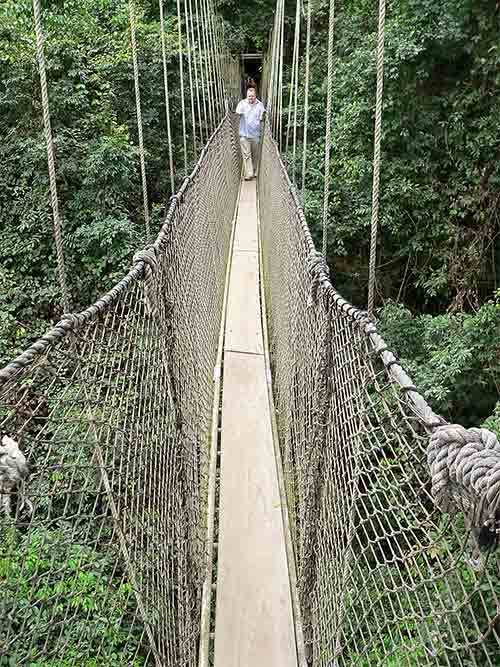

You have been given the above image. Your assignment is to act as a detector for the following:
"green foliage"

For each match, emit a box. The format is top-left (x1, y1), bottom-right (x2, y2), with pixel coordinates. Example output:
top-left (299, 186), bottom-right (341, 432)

top-left (377, 299), bottom-right (500, 425)
top-left (0, 0), bottom-right (184, 355)
top-left (0, 525), bottom-right (146, 667)
top-left (290, 0), bottom-right (500, 312)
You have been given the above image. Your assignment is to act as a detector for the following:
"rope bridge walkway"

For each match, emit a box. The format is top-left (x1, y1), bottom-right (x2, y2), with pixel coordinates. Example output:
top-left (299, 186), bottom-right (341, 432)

top-left (1, 1), bottom-right (500, 666)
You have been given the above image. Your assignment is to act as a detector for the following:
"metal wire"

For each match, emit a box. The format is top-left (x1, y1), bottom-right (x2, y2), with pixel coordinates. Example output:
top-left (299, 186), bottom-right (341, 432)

top-left (0, 114), bottom-right (242, 667)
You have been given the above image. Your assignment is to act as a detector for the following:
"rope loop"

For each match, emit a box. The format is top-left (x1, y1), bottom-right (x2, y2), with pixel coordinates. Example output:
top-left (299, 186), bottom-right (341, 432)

top-left (428, 424), bottom-right (500, 551)
top-left (134, 246), bottom-right (159, 278)
top-left (307, 250), bottom-right (330, 307)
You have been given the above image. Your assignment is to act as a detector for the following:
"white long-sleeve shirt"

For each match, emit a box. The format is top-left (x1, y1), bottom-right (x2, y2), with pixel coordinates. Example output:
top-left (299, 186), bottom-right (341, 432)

top-left (236, 99), bottom-right (266, 139)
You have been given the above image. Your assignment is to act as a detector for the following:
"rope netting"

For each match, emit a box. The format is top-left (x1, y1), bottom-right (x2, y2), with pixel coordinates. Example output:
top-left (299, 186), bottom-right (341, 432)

top-left (0, 115), bottom-right (241, 666)
top-left (258, 124), bottom-right (500, 667)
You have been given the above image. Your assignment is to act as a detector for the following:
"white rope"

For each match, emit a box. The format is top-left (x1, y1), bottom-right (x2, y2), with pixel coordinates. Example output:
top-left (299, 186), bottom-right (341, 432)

top-left (269, 7), bottom-right (280, 137)
top-left (183, 0), bottom-right (198, 156)
top-left (188, 0), bottom-right (204, 146)
top-left (176, 0), bottom-right (189, 175)
top-left (301, 0), bottom-right (312, 202)
top-left (159, 0), bottom-right (175, 193)
top-left (292, 1), bottom-right (301, 183)
top-left (322, 0), bottom-right (335, 257)
top-left (206, 0), bottom-right (223, 122)
top-left (207, 2), bottom-right (224, 119)
top-left (32, 0), bottom-right (70, 312)
top-left (277, 0), bottom-right (285, 150)
top-left (367, 0), bottom-right (386, 318)
top-left (200, 0), bottom-right (216, 132)
top-left (194, 0), bottom-right (212, 132)
top-left (286, 0), bottom-right (301, 157)
top-left (129, 0), bottom-right (150, 238)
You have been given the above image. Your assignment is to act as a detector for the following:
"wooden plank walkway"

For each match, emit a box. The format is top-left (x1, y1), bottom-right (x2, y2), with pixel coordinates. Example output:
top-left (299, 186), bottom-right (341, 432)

top-left (213, 180), bottom-right (298, 667)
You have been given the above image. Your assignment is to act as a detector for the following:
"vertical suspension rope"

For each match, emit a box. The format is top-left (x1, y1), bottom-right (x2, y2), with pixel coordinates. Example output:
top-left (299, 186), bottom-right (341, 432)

top-left (322, 0), bottom-right (335, 257)
top-left (204, 0), bottom-right (221, 124)
top-left (194, 0), bottom-right (210, 131)
top-left (207, 1), bottom-right (223, 119)
top-left (214, 14), bottom-right (227, 112)
top-left (286, 0), bottom-right (301, 156)
top-left (183, 0), bottom-right (198, 156)
top-left (129, 0), bottom-right (150, 238)
top-left (292, 0), bottom-right (302, 184)
top-left (367, 0), bottom-right (386, 318)
top-left (176, 0), bottom-right (189, 175)
top-left (188, 0), bottom-right (204, 146)
top-left (32, 0), bottom-right (70, 313)
top-left (159, 0), bottom-right (175, 193)
top-left (200, 0), bottom-right (215, 132)
top-left (277, 0), bottom-right (285, 151)
top-left (301, 0), bottom-right (312, 202)
top-left (269, 7), bottom-right (280, 137)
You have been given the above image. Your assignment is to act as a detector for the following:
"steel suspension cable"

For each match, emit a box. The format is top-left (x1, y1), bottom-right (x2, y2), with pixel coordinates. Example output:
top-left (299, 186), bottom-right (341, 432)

top-left (129, 0), bottom-right (150, 239)
top-left (32, 0), bottom-right (70, 312)
top-left (176, 0), bottom-right (189, 175)
top-left (301, 0), bottom-right (312, 202)
top-left (367, 0), bottom-right (386, 318)
top-left (322, 0), bottom-right (335, 257)
top-left (159, 0), bottom-right (175, 193)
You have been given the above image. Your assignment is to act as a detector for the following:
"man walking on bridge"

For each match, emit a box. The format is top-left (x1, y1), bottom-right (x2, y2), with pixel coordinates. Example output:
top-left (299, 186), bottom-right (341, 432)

top-left (236, 87), bottom-right (265, 181)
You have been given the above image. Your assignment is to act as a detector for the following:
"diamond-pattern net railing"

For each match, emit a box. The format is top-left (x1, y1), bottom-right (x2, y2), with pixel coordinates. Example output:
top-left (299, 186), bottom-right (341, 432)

top-left (0, 114), bottom-right (241, 667)
top-left (258, 125), bottom-right (500, 667)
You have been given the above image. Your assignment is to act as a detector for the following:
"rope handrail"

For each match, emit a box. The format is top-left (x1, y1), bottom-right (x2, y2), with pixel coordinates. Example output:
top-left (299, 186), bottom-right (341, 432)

top-left (0, 112), bottom-right (232, 384)
top-left (0, 103), bottom-right (242, 666)
top-left (265, 123), bottom-right (442, 430)
top-left (258, 120), bottom-right (500, 665)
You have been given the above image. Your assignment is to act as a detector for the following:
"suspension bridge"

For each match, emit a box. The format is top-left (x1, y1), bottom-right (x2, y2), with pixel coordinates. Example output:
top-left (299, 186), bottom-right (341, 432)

top-left (1, 1), bottom-right (500, 666)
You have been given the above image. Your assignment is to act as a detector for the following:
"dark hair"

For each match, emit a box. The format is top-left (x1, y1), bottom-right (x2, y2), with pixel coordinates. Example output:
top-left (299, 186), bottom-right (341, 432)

top-left (247, 86), bottom-right (257, 93)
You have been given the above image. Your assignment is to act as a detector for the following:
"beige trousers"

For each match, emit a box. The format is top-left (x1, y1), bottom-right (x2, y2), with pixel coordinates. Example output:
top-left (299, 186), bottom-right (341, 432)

top-left (240, 136), bottom-right (261, 179)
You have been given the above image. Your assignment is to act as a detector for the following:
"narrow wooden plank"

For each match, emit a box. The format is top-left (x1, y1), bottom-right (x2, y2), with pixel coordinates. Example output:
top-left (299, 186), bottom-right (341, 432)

top-left (214, 352), bottom-right (297, 667)
top-left (224, 251), bottom-right (263, 354)
top-left (214, 179), bottom-right (297, 667)
top-left (233, 202), bottom-right (258, 252)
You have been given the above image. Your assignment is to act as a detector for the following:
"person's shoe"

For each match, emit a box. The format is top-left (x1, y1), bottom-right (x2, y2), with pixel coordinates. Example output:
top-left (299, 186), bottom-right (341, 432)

top-left (244, 176), bottom-right (253, 181)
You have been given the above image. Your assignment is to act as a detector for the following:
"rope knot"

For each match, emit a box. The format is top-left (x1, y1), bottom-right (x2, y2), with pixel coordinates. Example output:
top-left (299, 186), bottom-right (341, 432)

top-left (133, 246), bottom-right (160, 315)
top-left (307, 251), bottom-right (330, 307)
top-left (427, 424), bottom-right (500, 553)
top-left (133, 246), bottom-right (159, 279)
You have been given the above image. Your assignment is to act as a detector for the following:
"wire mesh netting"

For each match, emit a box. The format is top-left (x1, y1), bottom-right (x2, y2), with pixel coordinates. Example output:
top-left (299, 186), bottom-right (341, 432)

top-left (258, 125), bottom-right (500, 667)
top-left (0, 115), bottom-right (241, 667)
